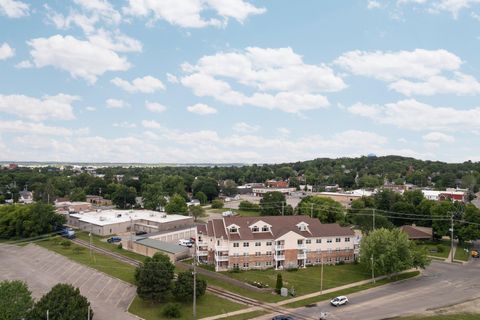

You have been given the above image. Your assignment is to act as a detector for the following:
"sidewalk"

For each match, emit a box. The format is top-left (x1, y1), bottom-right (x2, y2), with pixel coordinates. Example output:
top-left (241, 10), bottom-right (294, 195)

top-left (200, 270), bottom-right (416, 320)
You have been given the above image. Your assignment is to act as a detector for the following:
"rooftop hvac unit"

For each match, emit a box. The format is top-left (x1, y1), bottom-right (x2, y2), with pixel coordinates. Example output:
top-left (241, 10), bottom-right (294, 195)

top-left (99, 216), bottom-right (106, 221)
top-left (150, 212), bottom-right (155, 217)
top-left (161, 214), bottom-right (167, 218)
top-left (117, 214), bottom-right (122, 218)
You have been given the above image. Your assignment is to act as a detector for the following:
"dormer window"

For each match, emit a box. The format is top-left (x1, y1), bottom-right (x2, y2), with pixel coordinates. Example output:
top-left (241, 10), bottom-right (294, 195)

top-left (252, 226), bottom-right (259, 232)
top-left (230, 227), bottom-right (238, 233)
top-left (296, 222), bottom-right (309, 232)
top-left (262, 225), bottom-right (269, 232)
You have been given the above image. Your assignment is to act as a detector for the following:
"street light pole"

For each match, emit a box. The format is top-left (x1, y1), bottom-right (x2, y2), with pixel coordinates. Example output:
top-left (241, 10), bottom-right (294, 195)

top-left (371, 254), bottom-right (375, 284)
top-left (193, 248), bottom-right (197, 320)
top-left (450, 213), bottom-right (454, 263)
top-left (320, 250), bottom-right (324, 294)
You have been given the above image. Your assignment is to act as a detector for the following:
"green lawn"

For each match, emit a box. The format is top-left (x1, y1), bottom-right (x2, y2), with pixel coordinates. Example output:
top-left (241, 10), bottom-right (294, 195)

top-left (417, 240), bottom-right (451, 259)
top-left (37, 237), bottom-right (136, 284)
top-left (128, 292), bottom-right (246, 320)
top-left (454, 243), bottom-right (472, 261)
top-left (284, 271), bottom-right (419, 308)
top-left (75, 231), bottom-right (147, 262)
top-left (221, 310), bottom-right (269, 320)
top-left (398, 314), bottom-right (480, 320)
top-left (223, 263), bottom-right (372, 298)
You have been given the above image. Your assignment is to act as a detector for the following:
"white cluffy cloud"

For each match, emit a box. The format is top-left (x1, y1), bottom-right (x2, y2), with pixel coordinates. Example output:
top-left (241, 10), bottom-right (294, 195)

top-left (0, 42), bottom-right (14, 60)
top-left (122, 0), bottom-right (266, 28)
top-left (106, 98), bottom-right (127, 108)
top-left (367, 1), bottom-right (381, 9)
top-left (111, 76), bottom-right (165, 93)
top-left (181, 47), bottom-right (346, 113)
top-left (348, 99), bottom-right (480, 132)
top-left (0, 0), bottom-right (29, 18)
top-left (422, 132), bottom-right (455, 143)
top-left (145, 101), bottom-right (167, 113)
top-left (187, 103), bottom-right (217, 115)
top-left (232, 122), bottom-right (260, 133)
top-left (0, 93), bottom-right (78, 121)
top-left (28, 35), bottom-right (131, 84)
top-left (336, 48), bottom-right (480, 96)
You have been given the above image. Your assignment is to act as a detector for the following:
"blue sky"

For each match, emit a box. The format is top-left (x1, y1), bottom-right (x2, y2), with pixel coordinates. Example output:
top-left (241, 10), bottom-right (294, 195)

top-left (1, 0), bottom-right (480, 163)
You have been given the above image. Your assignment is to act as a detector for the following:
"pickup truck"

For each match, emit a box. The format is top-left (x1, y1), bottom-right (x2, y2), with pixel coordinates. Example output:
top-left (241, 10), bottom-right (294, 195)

top-left (107, 236), bottom-right (122, 243)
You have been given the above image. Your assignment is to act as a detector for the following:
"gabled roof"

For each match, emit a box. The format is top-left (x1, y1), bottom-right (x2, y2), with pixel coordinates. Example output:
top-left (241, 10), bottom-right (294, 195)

top-left (400, 225), bottom-right (433, 239)
top-left (205, 215), bottom-right (354, 240)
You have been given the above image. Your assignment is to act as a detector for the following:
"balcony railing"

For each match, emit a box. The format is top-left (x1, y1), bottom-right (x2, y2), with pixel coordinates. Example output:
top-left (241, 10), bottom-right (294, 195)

top-left (215, 245), bottom-right (229, 251)
top-left (215, 255), bottom-right (229, 261)
top-left (197, 250), bottom-right (208, 256)
top-left (274, 254), bottom-right (285, 260)
top-left (275, 245), bottom-right (284, 250)
top-left (298, 253), bottom-right (306, 259)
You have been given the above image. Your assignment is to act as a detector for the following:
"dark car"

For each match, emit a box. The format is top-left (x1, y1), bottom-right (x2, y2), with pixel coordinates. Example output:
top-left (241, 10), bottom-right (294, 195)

top-left (107, 236), bottom-right (122, 243)
top-left (272, 316), bottom-right (294, 320)
top-left (135, 231), bottom-right (147, 236)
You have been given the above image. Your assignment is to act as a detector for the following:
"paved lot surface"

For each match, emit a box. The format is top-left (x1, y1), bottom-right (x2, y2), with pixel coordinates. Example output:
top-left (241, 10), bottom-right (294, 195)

top-left (257, 258), bottom-right (480, 320)
top-left (0, 243), bottom-right (138, 320)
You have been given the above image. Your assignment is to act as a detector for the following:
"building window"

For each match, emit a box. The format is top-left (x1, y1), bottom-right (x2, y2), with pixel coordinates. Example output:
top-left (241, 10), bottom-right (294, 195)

top-left (233, 242), bottom-right (239, 247)
top-left (233, 253), bottom-right (239, 257)
top-left (345, 237), bottom-right (350, 242)
top-left (336, 247), bottom-right (340, 251)
top-left (252, 226), bottom-right (259, 232)
top-left (243, 242), bottom-right (249, 247)
top-left (255, 252), bottom-right (261, 256)
top-left (306, 239), bottom-right (311, 244)
top-left (327, 239), bottom-right (332, 243)
top-left (255, 242), bottom-right (261, 247)
top-left (262, 226), bottom-right (269, 232)
top-left (255, 261), bottom-right (261, 266)
top-left (336, 238), bottom-right (341, 242)
top-left (297, 239), bottom-right (303, 245)
top-left (217, 240), bottom-right (220, 246)
top-left (315, 258), bottom-right (320, 263)
top-left (243, 262), bottom-right (249, 268)
top-left (266, 261), bottom-right (272, 266)
top-left (243, 252), bottom-right (248, 256)
top-left (266, 251), bottom-right (272, 256)
top-left (233, 263), bottom-right (239, 268)
top-left (266, 241), bottom-right (272, 246)
top-left (316, 239), bottom-right (322, 244)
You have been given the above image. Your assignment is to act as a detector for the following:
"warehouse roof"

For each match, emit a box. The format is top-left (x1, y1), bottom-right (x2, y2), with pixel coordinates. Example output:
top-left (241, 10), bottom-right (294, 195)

top-left (135, 238), bottom-right (189, 254)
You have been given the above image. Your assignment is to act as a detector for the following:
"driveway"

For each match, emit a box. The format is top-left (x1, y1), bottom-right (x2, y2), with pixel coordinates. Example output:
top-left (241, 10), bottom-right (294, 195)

top-left (259, 259), bottom-right (480, 320)
top-left (0, 243), bottom-right (138, 320)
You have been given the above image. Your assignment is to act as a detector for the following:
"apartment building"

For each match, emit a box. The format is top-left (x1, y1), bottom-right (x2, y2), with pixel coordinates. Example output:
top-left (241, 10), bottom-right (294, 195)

top-left (197, 216), bottom-right (355, 271)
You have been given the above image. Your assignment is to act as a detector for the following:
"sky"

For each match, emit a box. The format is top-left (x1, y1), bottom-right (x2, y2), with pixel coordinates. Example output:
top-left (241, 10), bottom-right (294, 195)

top-left (0, 0), bottom-right (480, 164)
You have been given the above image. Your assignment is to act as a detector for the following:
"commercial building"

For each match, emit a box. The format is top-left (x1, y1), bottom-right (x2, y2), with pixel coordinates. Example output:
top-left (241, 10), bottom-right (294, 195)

top-left (315, 190), bottom-right (374, 207)
top-left (132, 237), bottom-right (190, 263)
top-left (421, 188), bottom-right (467, 202)
top-left (197, 215), bottom-right (354, 271)
top-left (67, 209), bottom-right (193, 236)
top-left (252, 187), bottom-right (296, 197)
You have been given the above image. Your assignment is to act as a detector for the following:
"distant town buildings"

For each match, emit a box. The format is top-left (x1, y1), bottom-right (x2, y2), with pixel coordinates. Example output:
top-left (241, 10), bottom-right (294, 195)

top-left (421, 188), bottom-right (467, 202)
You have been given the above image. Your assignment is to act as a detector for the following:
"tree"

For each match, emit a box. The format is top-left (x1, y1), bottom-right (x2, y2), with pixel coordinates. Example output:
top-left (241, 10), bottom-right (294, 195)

top-left (457, 204), bottom-right (480, 243)
top-left (260, 192), bottom-right (287, 216)
top-left (430, 201), bottom-right (455, 239)
top-left (359, 228), bottom-right (430, 278)
top-left (0, 280), bottom-right (33, 320)
top-left (194, 191), bottom-right (207, 205)
top-left (239, 200), bottom-right (260, 212)
top-left (165, 194), bottom-right (188, 214)
top-left (189, 205), bottom-right (205, 222)
top-left (173, 271), bottom-right (207, 302)
top-left (163, 303), bottom-right (181, 318)
top-left (29, 283), bottom-right (93, 320)
top-left (297, 196), bottom-right (345, 223)
top-left (211, 199), bottom-right (224, 209)
top-left (69, 187), bottom-right (86, 202)
top-left (275, 274), bottom-right (283, 294)
top-left (221, 179), bottom-right (237, 196)
top-left (135, 253), bottom-right (175, 302)
top-left (192, 177), bottom-right (219, 201)
top-left (111, 185), bottom-right (137, 209)
top-left (142, 183), bottom-right (166, 211)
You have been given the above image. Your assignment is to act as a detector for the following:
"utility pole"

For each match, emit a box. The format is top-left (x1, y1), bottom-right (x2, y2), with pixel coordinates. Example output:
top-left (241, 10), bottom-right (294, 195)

top-left (450, 213), bottom-right (454, 263)
top-left (371, 255), bottom-right (375, 284)
top-left (193, 249), bottom-right (197, 320)
top-left (47, 310), bottom-right (49, 320)
top-left (310, 203), bottom-right (314, 218)
top-left (281, 202), bottom-right (284, 216)
top-left (372, 208), bottom-right (376, 231)
top-left (87, 305), bottom-right (90, 320)
top-left (130, 217), bottom-right (134, 250)
top-left (320, 250), bottom-right (324, 294)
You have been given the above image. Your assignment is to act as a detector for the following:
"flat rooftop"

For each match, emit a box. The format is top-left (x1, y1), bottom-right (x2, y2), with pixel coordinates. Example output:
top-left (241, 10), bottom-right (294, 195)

top-left (70, 209), bottom-right (191, 226)
top-left (135, 238), bottom-right (189, 254)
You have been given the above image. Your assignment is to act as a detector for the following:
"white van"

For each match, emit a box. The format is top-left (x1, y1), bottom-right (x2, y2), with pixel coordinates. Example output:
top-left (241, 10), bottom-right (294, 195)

top-left (178, 239), bottom-right (192, 247)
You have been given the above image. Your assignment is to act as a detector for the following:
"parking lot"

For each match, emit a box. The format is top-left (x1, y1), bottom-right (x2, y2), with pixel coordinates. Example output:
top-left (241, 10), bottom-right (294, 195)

top-left (0, 243), bottom-right (138, 320)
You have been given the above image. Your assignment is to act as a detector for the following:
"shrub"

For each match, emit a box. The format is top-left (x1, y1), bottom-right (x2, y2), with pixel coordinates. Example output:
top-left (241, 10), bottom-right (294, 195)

top-left (117, 243), bottom-right (123, 250)
top-left (239, 201), bottom-right (260, 212)
top-left (163, 303), bottom-right (181, 318)
top-left (230, 265), bottom-right (241, 273)
top-left (72, 247), bottom-right (84, 255)
top-left (436, 245), bottom-right (444, 253)
top-left (275, 274), bottom-right (283, 294)
top-left (211, 199), bottom-right (224, 209)
top-left (60, 240), bottom-right (71, 248)
top-left (338, 260), bottom-right (345, 265)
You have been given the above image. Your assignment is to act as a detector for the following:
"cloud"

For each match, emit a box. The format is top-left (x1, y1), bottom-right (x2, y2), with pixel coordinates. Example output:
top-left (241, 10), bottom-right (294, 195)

top-left (0, 93), bottom-right (78, 121)
top-left (145, 101), bottom-right (167, 113)
top-left (166, 73), bottom-right (179, 83)
top-left (277, 127), bottom-right (291, 135)
top-left (181, 47), bottom-right (345, 113)
top-left (187, 103), bottom-right (217, 115)
top-left (0, 0), bottom-right (29, 18)
top-left (85, 106), bottom-right (96, 111)
top-left (232, 122), bottom-right (260, 133)
top-left (367, 1), bottom-right (382, 9)
top-left (430, 0), bottom-right (480, 18)
top-left (0, 120), bottom-right (73, 136)
top-left (422, 132), bottom-right (455, 143)
top-left (122, 0), bottom-right (265, 28)
top-left (111, 76), bottom-right (165, 93)
top-left (28, 35), bottom-right (131, 83)
top-left (0, 42), bottom-right (14, 60)
top-left (15, 60), bottom-right (32, 68)
top-left (141, 120), bottom-right (162, 129)
top-left (106, 98), bottom-right (127, 108)
top-left (348, 99), bottom-right (480, 132)
top-left (113, 121), bottom-right (137, 128)
top-left (73, 0), bottom-right (122, 24)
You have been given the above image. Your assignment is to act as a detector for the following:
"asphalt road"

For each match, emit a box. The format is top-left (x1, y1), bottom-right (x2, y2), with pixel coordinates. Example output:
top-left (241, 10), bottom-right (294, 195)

top-left (264, 258), bottom-right (480, 320)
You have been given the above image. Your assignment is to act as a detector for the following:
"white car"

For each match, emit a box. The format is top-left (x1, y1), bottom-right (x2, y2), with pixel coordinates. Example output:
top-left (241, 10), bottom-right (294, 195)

top-left (330, 296), bottom-right (348, 307)
top-left (178, 239), bottom-right (193, 247)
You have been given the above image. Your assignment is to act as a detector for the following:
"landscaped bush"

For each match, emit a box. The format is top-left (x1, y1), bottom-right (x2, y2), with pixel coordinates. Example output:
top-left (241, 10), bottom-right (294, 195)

top-left (436, 245), bottom-right (444, 253)
top-left (230, 265), bottom-right (242, 273)
top-left (249, 281), bottom-right (269, 288)
top-left (163, 303), bottom-right (181, 318)
top-left (285, 267), bottom-right (298, 272)
top-left (60, 240), bottom-right (71, 248)
top-left (211, 199), bottom-right (224, 209)
top-left (117, 243), bottom-right (123, 250)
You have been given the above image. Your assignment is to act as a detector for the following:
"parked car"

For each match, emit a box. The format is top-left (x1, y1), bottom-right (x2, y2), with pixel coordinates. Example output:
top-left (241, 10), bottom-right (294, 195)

top-left (107, 236), bottom-right (122, 243)
top-left (135, 231), bottom-right (147, 236)
top-left (272, 316), bottom-right (294, 320)
top-left (330, 296), bottom-right (348, 307)
top-left (178, 239), bottom-right (193, 247)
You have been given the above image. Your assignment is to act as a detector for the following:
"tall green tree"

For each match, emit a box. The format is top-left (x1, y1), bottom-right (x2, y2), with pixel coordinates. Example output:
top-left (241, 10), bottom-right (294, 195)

top-left (194, 191), bottom-right (207, 205)
top-left (165, 194), bottom-right (188, 215)
top-left (135, 253), bottom-right (175, 302)
top-left (111, 185), bottom-right (137, 209)
top-left (188, 205), bottom-right (205, 222)
top-left (142, 183), bottom-right (167, 210)
top-left (173, 271), bottom-right (207, 302)
top-left (297, 196), bottom-right (345, 223)
top-left (360, 228), bottom-right (429, 278)
top-left (0, 280), bottom-right (33, 320)
top-left (69, 187), bottom-right (86, 202)
top-left (260, 191), bottom-right (288, 216)
top-left (29, 283), bottom-right (93, 320)
top-left (192, 177), bottom-right (219, 201)
top-left (221, 179), bottom-right (238, 196)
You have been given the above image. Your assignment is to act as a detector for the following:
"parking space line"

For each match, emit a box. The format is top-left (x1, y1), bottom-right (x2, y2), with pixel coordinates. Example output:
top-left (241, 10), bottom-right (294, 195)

top-left (96, 277), bottom-right (112, 299)
top-left (105, 280), bottom-right (121, 303)
top-left (79, 271), bottom-right (98, 291)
